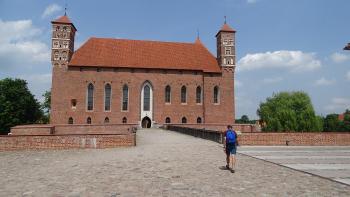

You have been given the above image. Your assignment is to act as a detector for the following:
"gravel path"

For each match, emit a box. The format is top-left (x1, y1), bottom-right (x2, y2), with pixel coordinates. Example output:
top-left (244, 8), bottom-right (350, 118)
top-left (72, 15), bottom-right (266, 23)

top-left (1, 128), bottom-right (349, 196)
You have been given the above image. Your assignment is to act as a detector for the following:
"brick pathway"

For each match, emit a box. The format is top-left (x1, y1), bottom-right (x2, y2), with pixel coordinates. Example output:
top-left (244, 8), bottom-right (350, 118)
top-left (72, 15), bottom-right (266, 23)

top-left (1, 129), bottom-right (350, 196)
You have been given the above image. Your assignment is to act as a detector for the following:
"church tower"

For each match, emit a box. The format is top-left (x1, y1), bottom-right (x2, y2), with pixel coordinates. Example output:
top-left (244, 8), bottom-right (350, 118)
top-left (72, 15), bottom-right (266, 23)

top-left (216, 20), bottom-right (236, 67)
top-left (51, 14), bottom-right (77, 65)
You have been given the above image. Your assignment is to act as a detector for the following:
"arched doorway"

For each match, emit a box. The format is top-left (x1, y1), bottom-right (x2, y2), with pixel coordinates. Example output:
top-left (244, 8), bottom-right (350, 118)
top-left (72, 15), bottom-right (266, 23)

top-left (141, 116), bottom-right (152, 128)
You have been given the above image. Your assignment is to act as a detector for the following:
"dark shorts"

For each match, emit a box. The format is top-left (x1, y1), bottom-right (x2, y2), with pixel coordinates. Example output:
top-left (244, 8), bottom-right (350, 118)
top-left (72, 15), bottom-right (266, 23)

top-left (226, 143), bottom-right (236, 155)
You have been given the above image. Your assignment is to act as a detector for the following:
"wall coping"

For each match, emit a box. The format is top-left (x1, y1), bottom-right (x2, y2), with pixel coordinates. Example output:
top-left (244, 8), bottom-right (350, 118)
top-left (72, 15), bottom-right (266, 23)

top-left (2, 133), bottom-right (135, 137)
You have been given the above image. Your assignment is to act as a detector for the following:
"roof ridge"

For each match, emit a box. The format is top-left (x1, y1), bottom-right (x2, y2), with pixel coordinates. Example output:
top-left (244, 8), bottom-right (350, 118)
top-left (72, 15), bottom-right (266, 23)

top-left (89, 37), bottom-right (198, 45)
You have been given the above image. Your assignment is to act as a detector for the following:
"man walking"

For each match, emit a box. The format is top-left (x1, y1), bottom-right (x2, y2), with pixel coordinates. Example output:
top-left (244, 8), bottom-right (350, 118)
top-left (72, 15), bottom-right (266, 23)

top-left (223, 125), bottom-right (238, 173)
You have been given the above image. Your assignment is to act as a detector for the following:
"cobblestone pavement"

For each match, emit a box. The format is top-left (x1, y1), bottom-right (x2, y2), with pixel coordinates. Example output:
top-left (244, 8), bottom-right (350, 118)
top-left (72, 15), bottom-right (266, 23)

top-left (1, 129), bottom-right (350, 196)
top-left (238, 146), bottom-right (350, 185)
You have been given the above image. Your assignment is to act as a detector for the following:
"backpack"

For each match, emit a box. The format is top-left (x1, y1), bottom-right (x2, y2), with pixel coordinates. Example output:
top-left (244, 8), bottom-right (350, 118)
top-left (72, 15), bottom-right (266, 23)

top-left (226, 130), bottom-right (236, 144)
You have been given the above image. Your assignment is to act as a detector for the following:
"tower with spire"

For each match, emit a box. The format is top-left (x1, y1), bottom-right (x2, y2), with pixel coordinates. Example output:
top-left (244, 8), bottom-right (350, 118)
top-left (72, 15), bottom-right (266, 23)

top-left (216, 18), bottom-right (236, 67)
top-left (51, 14), bottom-right (77, 66)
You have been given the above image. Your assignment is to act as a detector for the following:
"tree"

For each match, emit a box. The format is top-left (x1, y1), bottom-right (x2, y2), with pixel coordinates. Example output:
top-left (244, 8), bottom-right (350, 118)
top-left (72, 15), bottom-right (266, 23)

top-left (257, 91), bottom-right (322, 132)
top-left (40, 90), bottom-right (51, 124)
top-left (323, 114), bottom-right (340, 131)
top-left (0, 78), bottom-right (43, 134)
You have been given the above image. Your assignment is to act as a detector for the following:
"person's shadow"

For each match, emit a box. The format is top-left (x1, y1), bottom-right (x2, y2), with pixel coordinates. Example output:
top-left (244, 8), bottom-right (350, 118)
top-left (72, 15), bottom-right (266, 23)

top-left (219, 166), bottom-right (229, 170)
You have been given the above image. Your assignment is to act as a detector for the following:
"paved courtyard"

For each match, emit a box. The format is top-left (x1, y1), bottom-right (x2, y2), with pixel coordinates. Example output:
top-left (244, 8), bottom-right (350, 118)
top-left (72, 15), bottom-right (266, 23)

top-left (238, 146), bottom-right (350, 185)
top-left (1, 129), bottom-right (350, 196)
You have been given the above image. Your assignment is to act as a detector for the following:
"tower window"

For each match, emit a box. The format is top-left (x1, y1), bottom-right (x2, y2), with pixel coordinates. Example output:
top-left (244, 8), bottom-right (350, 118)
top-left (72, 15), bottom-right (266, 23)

top-left (225, 47), bottom-right (231, 55)
top-left (165, 117), bottom-right (171, 123)
top-left (122, 85), bottom-right (128, 111)
top-left (196, 86), bottom-right (202, 104)
top-left (54, 51), bottom-right (59, 60)
top-left (197, 117), bottom-right (202, 124)
top-left (182, 117), bottom-right (187, 124)
top-left (87, 83), bottom-right (94, 110)
top-left (143, 85), bottom-right (150, 111)
top-left (181, 86), bottom-right (187, 103)
top-left (165, 85), bottom-right (171, 103)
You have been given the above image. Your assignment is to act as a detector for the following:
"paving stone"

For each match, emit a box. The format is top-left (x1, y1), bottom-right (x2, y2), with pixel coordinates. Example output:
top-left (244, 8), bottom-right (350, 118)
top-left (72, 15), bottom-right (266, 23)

top-left (0, 129), bottom-right (349, 196)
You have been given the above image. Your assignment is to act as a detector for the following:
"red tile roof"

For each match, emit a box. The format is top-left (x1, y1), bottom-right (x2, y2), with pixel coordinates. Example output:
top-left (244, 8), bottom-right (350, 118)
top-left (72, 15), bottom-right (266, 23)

top-left (51, 15), bottom-right (77, 31)
top-left (216, 23), bottom-right (236, 37)
top-left (69, 38), bottom-right (221, 73)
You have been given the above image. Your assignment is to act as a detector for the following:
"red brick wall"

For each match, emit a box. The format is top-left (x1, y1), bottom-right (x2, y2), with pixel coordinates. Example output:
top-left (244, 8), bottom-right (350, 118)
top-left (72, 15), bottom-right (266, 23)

top-left (0, 134), bottom-right (135, 151)
top-left (51, 67), bottom-right (235, 126)
top-left (238, 132), bottom-right (350, 146)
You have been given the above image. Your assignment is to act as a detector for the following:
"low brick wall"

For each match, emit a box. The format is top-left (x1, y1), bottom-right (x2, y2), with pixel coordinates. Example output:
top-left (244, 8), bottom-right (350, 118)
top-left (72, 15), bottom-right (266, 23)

top-left (0, 133), bottom-right (136, 151)
top-left (166, 123), bottom-right (258, 133)
top-left (167, 126), bottom-right (350, 146)
top-left (239, 132), bottom-right (350, 146)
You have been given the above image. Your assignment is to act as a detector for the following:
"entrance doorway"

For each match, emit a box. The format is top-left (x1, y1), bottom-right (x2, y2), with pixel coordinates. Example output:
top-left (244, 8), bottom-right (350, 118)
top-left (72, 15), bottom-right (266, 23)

top-left (141, 116), bottom-right (152, 128)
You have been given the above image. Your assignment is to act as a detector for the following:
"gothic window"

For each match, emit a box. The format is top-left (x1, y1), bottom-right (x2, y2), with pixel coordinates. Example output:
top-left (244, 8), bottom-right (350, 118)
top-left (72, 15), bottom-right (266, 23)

top-left (87, 117), bottom-right (92, 124)
top-left (225, 47), bottom-right (231, 55)
top-left (87, 83), bottom-right (94, 110)
top-left (143, 85), bottom-right (150, 111)
top-left (104, 117), bottom-right (109, 124)
top-left (181, 86), bottom-right (187, 103)
top-left (122, 84), bottom-right (128, 111)
top-left (53, 41), bottom-right (59, 48)
top-left (63, 26), bottom-right (67, 31)
top-left (196, 86), bottom-right (202, 104)
top-left (56, 26), bottom-right (60, 31)
top-left (63, 42), bottom-right (68, 48)
top-left (227, 59), bottom-right (231, 65)
top-left (68, 117), bottom-right (73, 124)
top-left (104, 84), bottom-right (111, 111)
top-left (165, 117), bottom-right (171, 123)
top-left (165, 85), bottom-right (171, 103)
top-left (228, 39), bottom-right (233, 45)
top-left (62, 51), bottom-right (67, 61)
top-left (122, 117), bottom-right (127, 124)
top-left (223, 39), bottom-right (228, 45)
top-left (197, 117), bottom-right (202, 124)
top-left (182, 117), bottom-right (187, 124)
top-left (214, 86), bottom-right (219, 104)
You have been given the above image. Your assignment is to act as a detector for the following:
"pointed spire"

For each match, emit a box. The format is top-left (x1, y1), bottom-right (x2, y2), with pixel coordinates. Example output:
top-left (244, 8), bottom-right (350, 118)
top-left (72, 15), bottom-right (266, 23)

top-left (224, 16), bottom-right (227, 24)
top-left (64, 0), bottom-right (67, 16)
top-left (197, 28), bottom-right (200, 40)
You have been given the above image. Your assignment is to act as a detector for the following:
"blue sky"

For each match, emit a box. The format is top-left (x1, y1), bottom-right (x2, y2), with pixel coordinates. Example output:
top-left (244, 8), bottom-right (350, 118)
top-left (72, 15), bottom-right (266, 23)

top-left (0, 0), bottom-right (349, 119)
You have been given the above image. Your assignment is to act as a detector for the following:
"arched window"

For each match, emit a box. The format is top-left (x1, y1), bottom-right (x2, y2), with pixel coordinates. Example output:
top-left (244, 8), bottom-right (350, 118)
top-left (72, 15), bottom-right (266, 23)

top-left (165, 117), bottom-right (171, 123)
top-left (196, 86), bottom-right (202, 104)
top-left (104, 84), bottom-right (111, 111)
top-left (62, 51), bottom-right (67, 61)
top-left (214, 86), bottom-right (219, 104)
top-left (68, 117), bottom-right (73, 124)
top-left (87, 117), bottom-right (91, 124)
top-left (182, 117), bottom-right (187, 124)
top-left (197, 117), bottom-right (202, 124)
top-left (54, 51), bottom-right (59, 60)
top-left (181, 86), bottom-right (187, 103)
top-left (87, 83), bottom-right (94, 110)
top-left (104, 117), bottom-right (109, 124)
top-left (122, 117), bottom-right (127, 124)
top-left (143, 85), bottom-right (150, 111)
top-left (122, 85), bottom-right (128, 111)
top-left (165, 85), bottom-right (171, 103)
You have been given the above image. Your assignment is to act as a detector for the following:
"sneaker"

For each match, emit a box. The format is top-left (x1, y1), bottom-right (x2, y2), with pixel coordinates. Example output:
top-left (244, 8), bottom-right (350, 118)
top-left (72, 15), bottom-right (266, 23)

top-left (230, 169), bottom-right (235, 173)
top-left (226, 165), bottom-right (230, 170)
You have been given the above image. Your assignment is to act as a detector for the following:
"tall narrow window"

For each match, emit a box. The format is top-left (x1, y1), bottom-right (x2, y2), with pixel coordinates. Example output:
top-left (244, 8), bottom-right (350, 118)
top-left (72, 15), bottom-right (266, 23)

top-left (182, 117), bottom-right (187, 123)
top-left (196, 86), bottom-right (202, 104)
top-left (165, 117), bottom-right (171, 123)
top-left (87, 83), bottom-right (94, 110)
top-left (122, 84), bottom-right (128, 111)
top-left (105, 84), bottom-right (111, 111)
top-left (68, 117), bottom-right (73, 124)
top-left (87, 117), bottom-right (91, 124)
top-left (165, 85), bottom-right (171, 103)
top-left (143, 85), bottom-right (150, 111)
top-left (214, 86), bottom-right (219, 104)
top-left (181, 86), bottom-right (187, 103)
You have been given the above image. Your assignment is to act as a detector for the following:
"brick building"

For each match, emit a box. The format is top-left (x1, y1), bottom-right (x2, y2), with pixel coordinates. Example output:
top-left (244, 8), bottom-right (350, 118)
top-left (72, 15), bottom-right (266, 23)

top-left (50, 14), bottom-right (237, 128)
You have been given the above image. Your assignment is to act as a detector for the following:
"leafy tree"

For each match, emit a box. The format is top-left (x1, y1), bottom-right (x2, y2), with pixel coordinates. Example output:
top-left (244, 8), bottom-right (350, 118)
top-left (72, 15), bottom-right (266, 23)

top-left (257, 91), bottom-right (322, 132)
top-left (323, 114), bottom-right (340, 131)
top-left (40, 90), bottom-right (51, 124)
top-left (0, 78), bottom-right (43, 134)
top-left (236, 115), bottom-right (256, 124)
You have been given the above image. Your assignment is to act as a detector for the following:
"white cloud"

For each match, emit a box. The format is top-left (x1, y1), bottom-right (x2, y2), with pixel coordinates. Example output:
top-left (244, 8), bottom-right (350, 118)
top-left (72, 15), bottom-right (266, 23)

top-left (346, 71), bottom-right (350, 81)
top-left (237, 50), bottom-right (321, 72)
top-left (262, 77), bottom-right (283, 84)
top-left (325, 97), bottom-right (350, 112)
top-left (0, 19), bottom-right (50, 72)
top-left (314, 77), bottom-right (335, 86)
top-left (42, 4), bottom-right (62, 19)
top-left (330, 52), bottom-right (350, 63)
